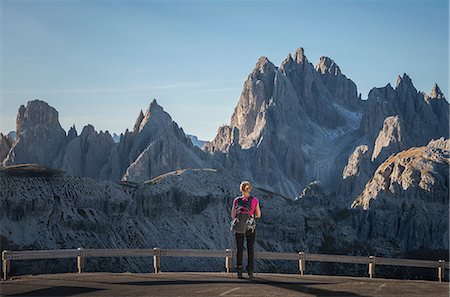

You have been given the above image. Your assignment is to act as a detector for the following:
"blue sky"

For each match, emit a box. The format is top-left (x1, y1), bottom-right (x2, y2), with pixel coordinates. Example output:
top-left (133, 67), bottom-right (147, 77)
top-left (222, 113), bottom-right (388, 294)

top-left (1, 0), bottom-right (448, 140)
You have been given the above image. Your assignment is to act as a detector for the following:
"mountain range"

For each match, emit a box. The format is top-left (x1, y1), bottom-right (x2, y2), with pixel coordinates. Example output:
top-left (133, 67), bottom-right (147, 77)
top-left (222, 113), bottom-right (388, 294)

top-left (1, 47), bottom-right (448, 278)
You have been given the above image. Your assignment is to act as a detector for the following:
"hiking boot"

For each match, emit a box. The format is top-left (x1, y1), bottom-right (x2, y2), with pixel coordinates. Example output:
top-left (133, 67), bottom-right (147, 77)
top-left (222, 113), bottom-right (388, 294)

top-left (237, 266), bottom-right (244, 279)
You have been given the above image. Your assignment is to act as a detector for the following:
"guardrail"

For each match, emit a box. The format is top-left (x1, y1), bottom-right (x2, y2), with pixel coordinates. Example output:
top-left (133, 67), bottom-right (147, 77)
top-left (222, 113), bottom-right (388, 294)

top-left (2, 248), bottom-right (448, 282)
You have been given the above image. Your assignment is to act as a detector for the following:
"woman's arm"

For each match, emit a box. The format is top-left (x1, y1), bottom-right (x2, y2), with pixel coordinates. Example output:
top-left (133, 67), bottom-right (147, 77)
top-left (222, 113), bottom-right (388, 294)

top-left (254, 203), bottom-right (261, 218)
top-left (231, 205), bottom-right (236, 219)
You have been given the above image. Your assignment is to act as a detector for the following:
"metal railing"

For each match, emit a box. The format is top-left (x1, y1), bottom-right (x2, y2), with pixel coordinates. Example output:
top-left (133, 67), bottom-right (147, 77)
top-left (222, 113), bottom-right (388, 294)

top-left (2, 248), bottom-right (448, 282)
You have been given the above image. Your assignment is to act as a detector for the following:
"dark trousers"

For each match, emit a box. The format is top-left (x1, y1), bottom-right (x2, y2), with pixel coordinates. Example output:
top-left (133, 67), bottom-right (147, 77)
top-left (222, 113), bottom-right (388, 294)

top-left (235, 230), bottom-right (256, 271)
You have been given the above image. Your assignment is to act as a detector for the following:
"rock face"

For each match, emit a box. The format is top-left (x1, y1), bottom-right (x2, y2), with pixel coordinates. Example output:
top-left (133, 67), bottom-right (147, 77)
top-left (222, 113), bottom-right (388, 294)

top-left (7, 131), bottom-right (16, 141)
top-left (187, 134), bottom-right (206, 149)
top-left (340, 76), bottom-right (449, 201)
top-left (3, 100), bottom-right (66, 167)
top-left (1, 166), bottom-right (447, 278)
top-left (360, 75), bottom-right (448, 143)
top-left (102, 100), bottom-right (210, 183)
top-left (351, 139), bottom-right (449, 251)
top-left (0, 133), bottom-right (13, 163)
top-left (207, 48), bottom-right (367, 196)
top-left (2, 99), bottom-right (209, 183)
top-left (353, 139), bottom-right (450, 211)
top-left (371, 116), bottom-right (408, 163)
top-left (112, 133), bottom-right (120, 143)
top-left (60, 125), bottom-right (115, 178)
top-left (0, 169), bottom-right (244, 274)
top-left (315, 56), bottom-right (361, 110)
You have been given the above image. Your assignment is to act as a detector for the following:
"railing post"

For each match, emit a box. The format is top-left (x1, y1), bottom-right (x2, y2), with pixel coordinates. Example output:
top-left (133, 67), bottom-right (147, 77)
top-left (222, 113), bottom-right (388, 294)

top-left (153, 248), bottom-right (161, 273)
top-left (368, 256), bottom-right (376, 278)
top-left (438, 260), bottom-right (445, 282)
top-left (225, 249), bottom-right (233, 273)
top-left (298, 252), bottom-right (306, 275)
top-left (77, 247), bottom-right (85, 273)
top-left (2, 250), bottom-right (11, 280)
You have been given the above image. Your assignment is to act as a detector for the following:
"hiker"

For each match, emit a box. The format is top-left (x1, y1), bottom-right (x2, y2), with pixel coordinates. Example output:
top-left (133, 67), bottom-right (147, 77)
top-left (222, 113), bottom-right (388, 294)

top-left (230, 181), bottom-right (261, 279)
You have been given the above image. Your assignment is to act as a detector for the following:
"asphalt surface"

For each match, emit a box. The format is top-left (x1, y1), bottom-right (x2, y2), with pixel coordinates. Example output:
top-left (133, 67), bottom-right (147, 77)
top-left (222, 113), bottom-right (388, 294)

top-left (0, 272), bottom-right (448, 297)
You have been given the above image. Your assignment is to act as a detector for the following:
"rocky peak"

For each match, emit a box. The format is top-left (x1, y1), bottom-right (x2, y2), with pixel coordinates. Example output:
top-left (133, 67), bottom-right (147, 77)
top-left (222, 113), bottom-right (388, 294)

top-left (133, 110), bottom-right (145, 133)
top-left (352, 141), bottom-right (449, 210)
top-left (315, 56), bottom-right (341, 75)
top-left (371, 115), bottom-right (408, 163)
top-left (368, 84), bottom-right (396, 102)
top-left (204, 125), bottom-right (235, 153)
top-left (255, 56), bottom-right (276, 72)
top-left (343, 145), bottom-right (371, 179)
top-left (3, 100), bottom-right (66, 167)
top-left (80, 124), bottom-right (96, 136)
top-left (138, 99), bottom-right (172, 133)
top-left (395, 73), bottom-right (417, 94)
top-left (430, 83), bottom-right (445, 100)
top-left (360, 84), bottom-right (397, 135)
top-left (280, 48), bottom-right (309, 72)
top-left (66, 125), bottom-right (78, 143)
top-left (227, 55), bottom-right (277, 148)
top-left (61, 124), bottom-right (115, 178)
top-left (280, 53), bottom-right (294, 70)
top-left (67, 125), bottom-right (77, 138)
top-left (427, 137), bottom-right (450, 150)
top-left (15, 99), bottom-right (64, 139)
top-left (315, 56), bottom-right (360, 110)
top-left (294, 47), bottom-right (307, 64)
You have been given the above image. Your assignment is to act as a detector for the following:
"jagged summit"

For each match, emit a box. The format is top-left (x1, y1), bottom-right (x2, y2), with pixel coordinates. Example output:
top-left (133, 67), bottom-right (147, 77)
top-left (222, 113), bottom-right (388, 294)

top-left (430, 83), bottom-right (445, 99)
top-left (294, 47), bottom-right (306, 64)
top-left (133, 110), bottom-right (144, 133)
top-left (395, 73), bottom-right (416, 93)
top-left (67, 125), bottom-right (77, 139)
top-left (138, 99), bottom-right (172, 133)
top-left (254, 56), bottom-right (276, 74)
top-left (3, 99), bottom-right (66, 167)
top-left (315, 56), bottom-right (341, 76)
top-left (80, 124), bottom-right (96, 135)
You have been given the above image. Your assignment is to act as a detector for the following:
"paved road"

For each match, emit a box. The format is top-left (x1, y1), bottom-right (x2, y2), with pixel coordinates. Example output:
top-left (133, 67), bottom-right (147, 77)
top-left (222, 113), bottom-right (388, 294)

top-left (0, 272), bottom-right (448, 297)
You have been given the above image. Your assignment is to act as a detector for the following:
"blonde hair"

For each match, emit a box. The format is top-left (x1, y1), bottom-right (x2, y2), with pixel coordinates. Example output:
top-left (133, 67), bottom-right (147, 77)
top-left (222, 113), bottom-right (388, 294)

top-left (240, 181), bottom-right (251, 193)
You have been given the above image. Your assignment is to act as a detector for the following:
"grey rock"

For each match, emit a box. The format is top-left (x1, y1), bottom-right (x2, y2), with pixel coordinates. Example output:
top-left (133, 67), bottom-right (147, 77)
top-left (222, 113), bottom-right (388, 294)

top-left (315, 56), bottom-right (360, 110)
top-left (340, 145), bottom-right (373, 199)
top-left (207, 48), bottom-right (365, 197)
top-left (353, 139), bottom-right (450, 210)
top-left (0, 133), bottom-right (13, 163)
top-left (299, 180), bottom-right (326, 199)
top-left (103, 99), bottom-right (210, 182)
top-left (61, 125), bottom-right (115, 178)
top-left (360, 75), bottom-right (448, 143)
top-left (1, 166), bottom-right (446, 277)
top-left (7, 131), bottom-right (16, 141)
top-left (112, 133), bottom-right (120, 143)
top-left (187, 134), bottom-right (207, 150)
top-left (427, 137), bottom-right (450, 150)
top-left (3, 100), bottom-right (66, 168)
top-left (372, 116), bottom-right (409, 163)
top-left (350, 140), bottom-right (449, 250)
top-left (228, 56), bottom-right (277, 149)
top-left (343, 145), bottom-right (371, 179)
top-left (205, 126), bottom-right (239, 153)
top-left (341, 75), bottom-right (449, 205)
top-left (279, 49), bottom-right (347, 128)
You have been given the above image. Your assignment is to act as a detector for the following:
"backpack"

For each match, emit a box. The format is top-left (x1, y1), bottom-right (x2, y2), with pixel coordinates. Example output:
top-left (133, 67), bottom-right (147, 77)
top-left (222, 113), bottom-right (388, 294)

top-left (232, 196), bottom-right (256, 234)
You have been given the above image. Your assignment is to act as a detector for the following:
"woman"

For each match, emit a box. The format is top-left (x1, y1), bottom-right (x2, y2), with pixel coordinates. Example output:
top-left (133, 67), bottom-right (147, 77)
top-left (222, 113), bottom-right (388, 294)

top-left (231, 181), bottom-right (261, 279)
